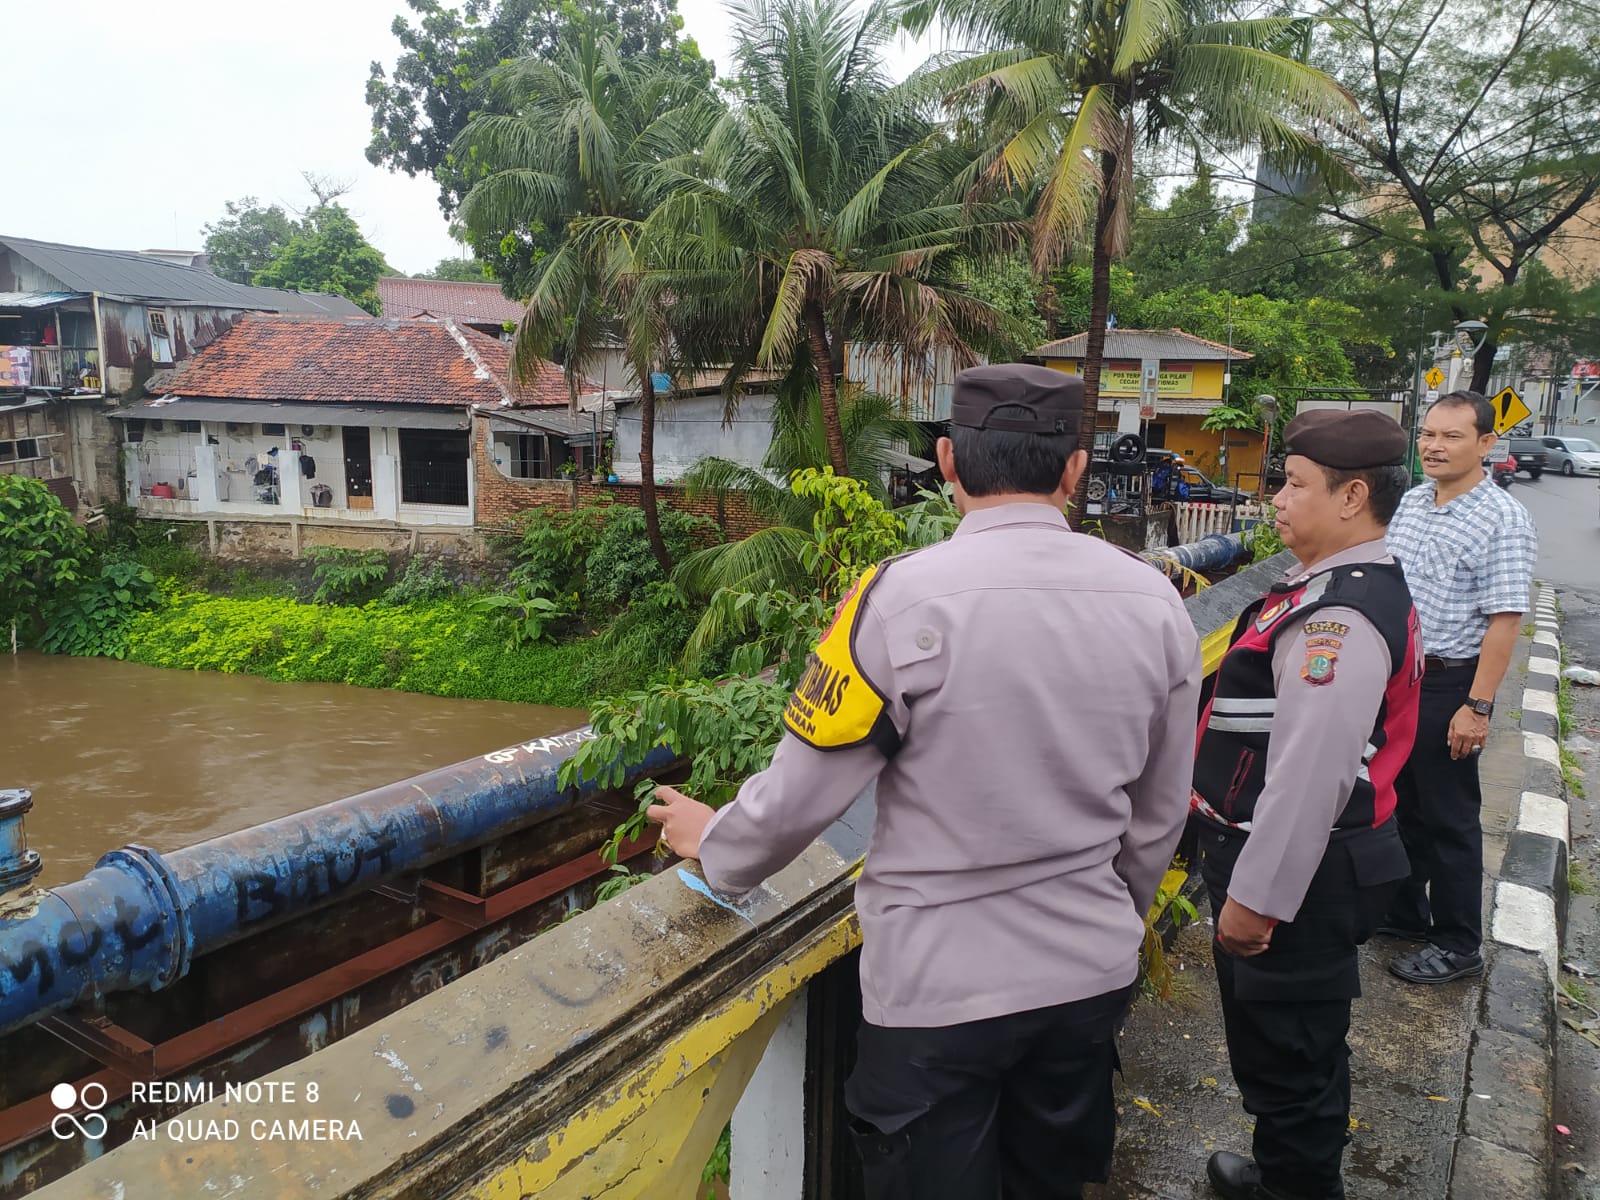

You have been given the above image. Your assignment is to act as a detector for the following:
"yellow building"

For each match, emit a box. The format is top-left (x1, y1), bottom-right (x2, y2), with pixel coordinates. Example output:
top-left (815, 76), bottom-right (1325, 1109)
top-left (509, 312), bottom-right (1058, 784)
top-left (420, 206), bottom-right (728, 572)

top-left (1032, 328), bottom-right (1262, 485)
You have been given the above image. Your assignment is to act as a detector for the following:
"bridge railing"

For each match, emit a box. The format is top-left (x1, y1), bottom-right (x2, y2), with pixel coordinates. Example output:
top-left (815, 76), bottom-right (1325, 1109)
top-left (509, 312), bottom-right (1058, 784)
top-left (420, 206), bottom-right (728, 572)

top-left (29, 552), bottom-right (1296, 1200)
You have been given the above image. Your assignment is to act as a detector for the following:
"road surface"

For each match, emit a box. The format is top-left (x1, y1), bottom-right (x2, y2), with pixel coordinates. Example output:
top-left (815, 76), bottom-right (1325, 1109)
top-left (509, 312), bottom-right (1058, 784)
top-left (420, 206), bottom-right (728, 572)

top-left (1508, 469), bottom-right (1600, 1199)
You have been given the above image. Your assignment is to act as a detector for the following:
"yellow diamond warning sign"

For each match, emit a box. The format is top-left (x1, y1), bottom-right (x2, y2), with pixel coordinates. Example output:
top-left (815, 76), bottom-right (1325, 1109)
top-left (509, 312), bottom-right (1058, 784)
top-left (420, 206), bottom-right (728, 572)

top-left (1490, 386), bottom-right (1532, 434)
top-left (1424, 366), bottom-right (1444, 390)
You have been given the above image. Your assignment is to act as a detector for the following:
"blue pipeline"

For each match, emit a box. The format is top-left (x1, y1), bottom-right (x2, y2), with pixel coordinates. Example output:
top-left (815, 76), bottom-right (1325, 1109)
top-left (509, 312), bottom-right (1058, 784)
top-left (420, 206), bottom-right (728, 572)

top-left (0, 731), bottom-right (677, 1039)
top-left (1141, 533), bottom-right (1249, 577)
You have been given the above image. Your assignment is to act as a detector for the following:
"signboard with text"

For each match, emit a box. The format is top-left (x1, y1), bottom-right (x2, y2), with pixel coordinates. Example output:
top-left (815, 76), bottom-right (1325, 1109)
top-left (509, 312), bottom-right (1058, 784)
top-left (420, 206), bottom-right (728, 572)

top-left (1100, 360), bottom-right (1195, 395)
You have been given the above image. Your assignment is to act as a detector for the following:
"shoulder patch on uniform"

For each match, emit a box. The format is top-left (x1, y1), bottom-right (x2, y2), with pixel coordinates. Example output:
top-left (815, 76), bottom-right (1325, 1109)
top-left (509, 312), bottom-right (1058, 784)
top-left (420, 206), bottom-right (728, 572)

top-left (1301, 645), bottom-right (1338, 685)
top-left (783, 564), bottom-right (894, 751)
top-left (1255, 597), bottom-right (1295, 632)
top-left (1304, 619), bottom-right (1351, 638)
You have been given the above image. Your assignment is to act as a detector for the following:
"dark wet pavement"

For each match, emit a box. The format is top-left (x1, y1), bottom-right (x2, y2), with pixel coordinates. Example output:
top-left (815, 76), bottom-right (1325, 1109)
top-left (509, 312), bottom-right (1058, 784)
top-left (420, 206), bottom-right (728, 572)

top-left (1096, 916), bottom-right (1477, 1200)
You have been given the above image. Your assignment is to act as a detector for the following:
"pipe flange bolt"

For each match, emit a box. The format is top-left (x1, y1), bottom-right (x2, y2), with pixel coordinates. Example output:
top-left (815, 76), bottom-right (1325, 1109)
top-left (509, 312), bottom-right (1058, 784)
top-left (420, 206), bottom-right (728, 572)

top-left (0, 790), bottom-right (43, 895)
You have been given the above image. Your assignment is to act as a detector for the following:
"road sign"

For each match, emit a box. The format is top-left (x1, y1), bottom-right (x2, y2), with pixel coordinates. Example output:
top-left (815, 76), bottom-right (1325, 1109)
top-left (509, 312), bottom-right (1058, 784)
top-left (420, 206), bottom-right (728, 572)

top-left (1490, 386), bottom-right (1532, 434)
top-left (1139, 359), bottom-right (1159, 421)
top-left (1424, 366), bottom-right (1444, 390)
top-left (1487, 441), bottom-right (1510, 463)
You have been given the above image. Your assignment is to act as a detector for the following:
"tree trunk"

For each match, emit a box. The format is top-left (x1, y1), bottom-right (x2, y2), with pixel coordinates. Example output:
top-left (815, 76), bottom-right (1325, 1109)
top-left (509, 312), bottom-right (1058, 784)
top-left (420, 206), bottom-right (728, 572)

top-left (637, 367), bottom-right (673, 575)
top-left (1069, 179), bottom-right (1118, 531)
top-left (804, 301), bottom-right (850, 476)
top-left (1469, 342), bottom-right (1496, 395)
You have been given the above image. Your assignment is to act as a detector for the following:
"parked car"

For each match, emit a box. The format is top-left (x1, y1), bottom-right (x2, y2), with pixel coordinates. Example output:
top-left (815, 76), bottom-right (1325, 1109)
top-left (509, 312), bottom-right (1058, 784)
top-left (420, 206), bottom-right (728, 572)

top-left (1537, 435), bottom-right (1600, 476)
top-left (1503, 437), bottom-right (1549, 478)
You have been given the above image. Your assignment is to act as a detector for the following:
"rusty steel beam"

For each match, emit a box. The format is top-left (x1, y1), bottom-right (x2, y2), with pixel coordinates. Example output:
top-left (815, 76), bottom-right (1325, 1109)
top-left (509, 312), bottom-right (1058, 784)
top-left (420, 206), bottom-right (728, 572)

top-left (37, 1014), bottom-right (154, 1078)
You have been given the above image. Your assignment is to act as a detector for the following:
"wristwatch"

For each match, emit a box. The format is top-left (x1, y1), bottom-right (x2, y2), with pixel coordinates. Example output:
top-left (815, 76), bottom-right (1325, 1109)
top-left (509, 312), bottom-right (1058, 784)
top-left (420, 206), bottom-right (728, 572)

top-left (1467, 697), bottom-right (1494, 716)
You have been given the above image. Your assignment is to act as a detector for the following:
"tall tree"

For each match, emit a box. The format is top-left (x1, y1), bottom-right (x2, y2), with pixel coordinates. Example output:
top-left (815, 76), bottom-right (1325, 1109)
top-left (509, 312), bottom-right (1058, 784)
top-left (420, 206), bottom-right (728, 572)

top-left (646, 0), bottom-right (1027, 476)
top-left (457, 31), bottom-right (715, 572)
top-left (904, 0), bottom-right (1356, 522)
top-left (1257, 0), bottom-right (1600, 392)
top-left (1124, 168), bottom-right (1244, 292)
top-left (202, 199), bottom-right (303, 285)
top-left (365, 0), bottom-right (707, 217)
top-left (252, 205), bottom-right (392, 314)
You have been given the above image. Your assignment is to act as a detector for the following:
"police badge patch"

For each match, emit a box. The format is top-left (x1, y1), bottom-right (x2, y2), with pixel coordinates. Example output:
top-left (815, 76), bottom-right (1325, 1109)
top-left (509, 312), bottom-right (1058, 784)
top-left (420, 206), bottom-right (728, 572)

top-left (1301, 645), bottom-right (1338, 685)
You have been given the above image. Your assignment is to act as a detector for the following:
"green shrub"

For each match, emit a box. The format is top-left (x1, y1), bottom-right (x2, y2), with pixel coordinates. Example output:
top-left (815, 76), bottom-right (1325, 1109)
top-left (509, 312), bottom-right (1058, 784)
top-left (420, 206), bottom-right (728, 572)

top-left (585, 507), bottom-right (721, 610)
top-left (305, 546), bottom-right (390, 604)
top-left (379, 558), bottom-right (457, 606)
top-left (509, 506), bottom-right (608, 600)
top-left (469, 587), bottom-right (573, 648)
top-left (581, 581), bottom-right (702, 693)
top-left (0, 476), bottom-right (90, 638)
top-left (40, 557), bottom-right (160, 658)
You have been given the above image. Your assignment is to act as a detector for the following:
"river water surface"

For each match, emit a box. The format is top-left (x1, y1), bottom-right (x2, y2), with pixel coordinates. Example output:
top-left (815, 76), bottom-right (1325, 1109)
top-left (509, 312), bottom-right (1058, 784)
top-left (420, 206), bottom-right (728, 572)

top-left (1, 653), bottom-right (586, 887)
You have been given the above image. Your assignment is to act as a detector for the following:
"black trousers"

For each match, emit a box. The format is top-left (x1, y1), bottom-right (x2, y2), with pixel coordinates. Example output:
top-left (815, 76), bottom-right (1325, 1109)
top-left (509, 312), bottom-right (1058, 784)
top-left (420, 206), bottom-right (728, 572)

top-left (844, 985), bottom-right (1132, 1200)
top-left (1200, 823), bottom-right (1403, 1200)
top-left (1388, 662), bottom-right (1484, 954)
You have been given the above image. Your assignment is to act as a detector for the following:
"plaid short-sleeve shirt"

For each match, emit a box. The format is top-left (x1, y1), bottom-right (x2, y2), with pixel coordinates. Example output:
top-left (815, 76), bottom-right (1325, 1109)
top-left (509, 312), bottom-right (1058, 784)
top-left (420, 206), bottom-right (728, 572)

top-left (1386, 475), bottom-right (1537, 657)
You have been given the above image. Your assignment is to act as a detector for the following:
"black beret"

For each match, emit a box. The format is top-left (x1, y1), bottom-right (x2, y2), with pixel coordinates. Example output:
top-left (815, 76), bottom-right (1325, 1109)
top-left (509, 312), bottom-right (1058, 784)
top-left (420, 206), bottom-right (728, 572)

top-left (1282, 408), bottom-right (1408, 469)
top-left (950, 364), bottom-right (1084, 434)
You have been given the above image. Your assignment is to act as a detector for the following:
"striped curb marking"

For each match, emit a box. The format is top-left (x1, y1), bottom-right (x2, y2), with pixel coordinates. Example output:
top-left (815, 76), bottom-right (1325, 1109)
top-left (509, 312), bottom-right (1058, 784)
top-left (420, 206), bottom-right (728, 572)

top-left (1488, 583), bottom-right (1568, 987)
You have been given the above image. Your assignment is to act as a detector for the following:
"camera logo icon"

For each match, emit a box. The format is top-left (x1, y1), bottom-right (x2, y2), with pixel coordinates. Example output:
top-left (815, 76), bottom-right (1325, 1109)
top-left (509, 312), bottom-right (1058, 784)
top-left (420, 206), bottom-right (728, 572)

top-left (50, 1082), bottom-right (109, 1141)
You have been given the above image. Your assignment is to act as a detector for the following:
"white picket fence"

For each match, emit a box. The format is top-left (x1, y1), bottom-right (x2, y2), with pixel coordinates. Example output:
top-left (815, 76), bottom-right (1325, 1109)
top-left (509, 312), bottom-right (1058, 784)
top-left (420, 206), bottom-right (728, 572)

top-left (1172, 500), bottom-right (1269, 544)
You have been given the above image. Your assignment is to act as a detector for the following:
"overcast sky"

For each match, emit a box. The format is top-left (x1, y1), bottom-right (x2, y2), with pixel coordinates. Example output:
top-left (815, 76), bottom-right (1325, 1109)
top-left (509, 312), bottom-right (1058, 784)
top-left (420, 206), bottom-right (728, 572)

top-left (5, 0), bottom-right (935, 278)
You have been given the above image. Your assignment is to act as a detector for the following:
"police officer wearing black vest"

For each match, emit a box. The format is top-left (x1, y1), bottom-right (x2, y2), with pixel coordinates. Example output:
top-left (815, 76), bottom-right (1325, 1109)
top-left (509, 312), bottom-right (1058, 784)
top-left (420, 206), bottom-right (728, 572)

top-left (1193, 409), bottom-right (1422, 1200)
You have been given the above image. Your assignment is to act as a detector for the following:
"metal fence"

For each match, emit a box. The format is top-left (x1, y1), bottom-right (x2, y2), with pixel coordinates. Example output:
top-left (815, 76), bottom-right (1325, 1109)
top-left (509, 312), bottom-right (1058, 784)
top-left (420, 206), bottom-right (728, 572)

top-left (1173, 500), bottom-right (1270, 544)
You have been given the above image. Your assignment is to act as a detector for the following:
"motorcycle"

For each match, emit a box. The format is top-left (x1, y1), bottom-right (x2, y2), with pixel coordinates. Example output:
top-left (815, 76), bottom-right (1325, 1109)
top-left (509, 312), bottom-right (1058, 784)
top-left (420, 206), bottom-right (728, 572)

top-left (1491, 454), bottom-right (1517, 488)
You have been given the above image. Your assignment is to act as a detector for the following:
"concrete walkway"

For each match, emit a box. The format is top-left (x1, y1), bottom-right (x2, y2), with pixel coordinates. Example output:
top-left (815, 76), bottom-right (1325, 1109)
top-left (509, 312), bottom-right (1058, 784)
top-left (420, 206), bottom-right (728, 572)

top-left (1093, 639), bottom-right (1533, 1200)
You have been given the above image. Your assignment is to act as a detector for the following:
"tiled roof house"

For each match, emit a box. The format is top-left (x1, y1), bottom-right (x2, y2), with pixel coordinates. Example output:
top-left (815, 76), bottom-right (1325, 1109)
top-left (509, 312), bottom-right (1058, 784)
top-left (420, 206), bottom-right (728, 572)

top-left (376, 277), bottom-right (525, 337)
top-left (110, 314), bottom-right (603, 529)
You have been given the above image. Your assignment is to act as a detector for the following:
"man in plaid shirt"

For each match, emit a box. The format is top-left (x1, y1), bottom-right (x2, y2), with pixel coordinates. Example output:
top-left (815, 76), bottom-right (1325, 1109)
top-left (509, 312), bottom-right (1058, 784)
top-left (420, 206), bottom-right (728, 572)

top-left (1383, 391), bottom-right (1538, 983)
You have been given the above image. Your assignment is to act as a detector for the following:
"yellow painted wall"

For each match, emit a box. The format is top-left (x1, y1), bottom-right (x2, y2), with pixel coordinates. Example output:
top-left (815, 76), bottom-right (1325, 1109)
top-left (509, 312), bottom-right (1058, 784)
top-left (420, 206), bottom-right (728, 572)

top-left (1162, 415), bottom-right (1265, 486)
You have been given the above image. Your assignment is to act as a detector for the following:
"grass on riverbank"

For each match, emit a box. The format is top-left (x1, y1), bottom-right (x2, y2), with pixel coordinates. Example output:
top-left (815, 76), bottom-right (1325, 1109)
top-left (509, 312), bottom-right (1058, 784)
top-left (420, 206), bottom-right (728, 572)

top-left (124, 592), bottom-right (662, 708)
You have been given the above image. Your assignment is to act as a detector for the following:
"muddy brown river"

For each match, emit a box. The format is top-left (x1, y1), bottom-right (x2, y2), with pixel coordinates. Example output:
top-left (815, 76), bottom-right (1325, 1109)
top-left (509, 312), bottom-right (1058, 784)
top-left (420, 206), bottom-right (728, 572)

top-left (0, 653), bottom-right (587, 887)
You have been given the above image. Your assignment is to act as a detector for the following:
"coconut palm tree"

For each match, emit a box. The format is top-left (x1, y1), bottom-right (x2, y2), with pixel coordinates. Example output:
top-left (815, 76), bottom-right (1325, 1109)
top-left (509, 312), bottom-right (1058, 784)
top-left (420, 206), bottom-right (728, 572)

top-left (456, 30), bottom-right (717, 572)
top-left (901, 0), bottom-right (1357, 519)
top-left (641, 0), bottom-right (1031, 477)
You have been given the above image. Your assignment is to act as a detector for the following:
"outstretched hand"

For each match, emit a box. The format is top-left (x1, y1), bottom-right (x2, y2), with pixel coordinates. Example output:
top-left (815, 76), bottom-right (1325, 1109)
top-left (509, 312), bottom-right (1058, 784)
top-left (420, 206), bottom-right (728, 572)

top-left (645, 785), bottom-right (716, 860)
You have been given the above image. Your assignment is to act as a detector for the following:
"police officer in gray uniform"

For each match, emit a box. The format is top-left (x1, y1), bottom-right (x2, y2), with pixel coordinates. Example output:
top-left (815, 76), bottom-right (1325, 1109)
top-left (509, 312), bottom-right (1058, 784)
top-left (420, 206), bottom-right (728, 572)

top-left (1193, 410), bottom-right (1422, 1200)
top-left (647, 363), bottom-right (1202, 1200)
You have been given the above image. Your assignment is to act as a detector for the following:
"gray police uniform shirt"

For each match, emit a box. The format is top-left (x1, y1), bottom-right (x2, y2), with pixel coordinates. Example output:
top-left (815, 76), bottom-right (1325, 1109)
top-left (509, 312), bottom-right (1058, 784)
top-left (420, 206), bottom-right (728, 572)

top-left (1225, 539), bottom-right (1400, 923)
top-left (697, 502), bottom-right (1203, 1029)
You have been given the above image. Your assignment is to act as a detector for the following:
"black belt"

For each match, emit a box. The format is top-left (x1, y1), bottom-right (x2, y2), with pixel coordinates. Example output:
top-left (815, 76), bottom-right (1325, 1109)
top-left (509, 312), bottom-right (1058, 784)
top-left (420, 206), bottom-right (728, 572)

top-left (1425, 655), bottom-right (1478, 672)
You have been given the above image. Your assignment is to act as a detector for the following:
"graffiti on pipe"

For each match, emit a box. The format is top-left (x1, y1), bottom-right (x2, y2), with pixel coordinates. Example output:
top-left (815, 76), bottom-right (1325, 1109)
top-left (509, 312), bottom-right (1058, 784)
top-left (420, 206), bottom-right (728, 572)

top-left (235, 812), bottom-right (402, 926)
top-left (481, 729), bottom-right (597, 766)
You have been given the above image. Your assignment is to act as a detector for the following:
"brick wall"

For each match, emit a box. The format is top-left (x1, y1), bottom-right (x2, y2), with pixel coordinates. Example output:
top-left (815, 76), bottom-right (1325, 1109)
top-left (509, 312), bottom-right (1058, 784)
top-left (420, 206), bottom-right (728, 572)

top-left (472, 417), bottom-right (768, 539)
